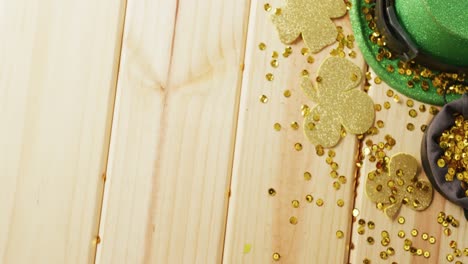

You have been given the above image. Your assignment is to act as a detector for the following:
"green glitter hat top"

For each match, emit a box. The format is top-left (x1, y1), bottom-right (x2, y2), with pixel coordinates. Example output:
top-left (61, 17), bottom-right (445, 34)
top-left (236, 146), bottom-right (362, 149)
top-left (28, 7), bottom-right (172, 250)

top-left (350, 0), bottom-right (468, 106)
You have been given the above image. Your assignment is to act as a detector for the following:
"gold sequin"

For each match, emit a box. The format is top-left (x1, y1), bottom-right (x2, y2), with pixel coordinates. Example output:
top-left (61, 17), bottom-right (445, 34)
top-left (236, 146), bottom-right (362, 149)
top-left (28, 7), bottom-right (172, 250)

top-left (337, 199), bottom-right (344, 207)
top-left (294, 143), bottom-right (303, 151)
top-left (306, 194), bottom-right (313, 203)
top-left (259, 42), bottom-right (267, 50)
top-left (268, 188), bottom-right (276, 196)
top-left (273, 252), bottom-right (281, 261)
top-left (316, 199), bottom-right (324, 206)
top-left (292, 200), bottom-right (300, 208)
top-left (290, 121), bottom-right (299, 130)
top-left (398, 216), bottom-right (405, 224)
top-left (406, 123), bottom-right (415, 131)
top-left (352, 208), bottom-right (360, 217)
top-left (289, 216), bottom-right (298, 225)
top-left (264, 3), bottom-right (272, 12)
top-left (398, 230), bottom-right (405, 238)
top-left (260, 95), bottom-right (268, 103)
top-left (336, 230), bottom-right (344, 239)
top-left (271, 59), bottom-right (279, 68)
top-left (266, 73), bottom-right (274, 81)
top-left (304, 171), bottom-right (312, 181)
top-left (273, 123), bottom-right (281, 131)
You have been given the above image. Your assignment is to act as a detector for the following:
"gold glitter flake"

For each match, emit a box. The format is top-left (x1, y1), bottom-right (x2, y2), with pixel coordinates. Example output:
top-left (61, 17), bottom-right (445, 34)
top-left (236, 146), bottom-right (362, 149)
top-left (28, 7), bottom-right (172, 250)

top-left (306, 194), bottom-right (314, 203)
top-left (271, 0), bottom-right (347, 53)
top-left (365, 153), bottom-right (434, 218)
top-left (264, 3), bottom-right (272, 12)
top-left (260, 95), bottom-right (269, 103)
top-left (301, 57), bottom-right (375, 147)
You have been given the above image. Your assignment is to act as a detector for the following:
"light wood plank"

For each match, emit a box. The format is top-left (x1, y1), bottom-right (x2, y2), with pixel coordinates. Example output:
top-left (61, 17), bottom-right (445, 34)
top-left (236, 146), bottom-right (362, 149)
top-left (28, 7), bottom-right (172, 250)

top-left (95, 0), bottom-right (251, 263)
top-left (0, 0), bottom-right (126, 263)
top-left (350, 70), bottom-right (468, 264)
top-left (223, 1), bottom-right (367, 263)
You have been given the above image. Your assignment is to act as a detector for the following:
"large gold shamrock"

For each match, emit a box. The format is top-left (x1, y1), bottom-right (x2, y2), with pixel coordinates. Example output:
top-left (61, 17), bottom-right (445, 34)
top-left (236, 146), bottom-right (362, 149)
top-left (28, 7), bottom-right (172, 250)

top-left (271, 0), bottom-right (347, 53)
top-left (301, 57), bottom-right (375, 148)
top-left (366, 153), bottom-right (434, 219)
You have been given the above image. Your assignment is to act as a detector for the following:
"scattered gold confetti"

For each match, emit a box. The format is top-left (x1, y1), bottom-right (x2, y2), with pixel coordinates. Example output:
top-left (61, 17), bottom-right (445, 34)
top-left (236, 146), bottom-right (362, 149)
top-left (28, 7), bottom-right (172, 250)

top-left (352, 208), bottom-right (360, 217)
top-left (266, 73), bottom-right (274, 81)
top-left (304, 171), bottom-right (312, 181)
top-left (268, 188), bottom-right (276, 196)
top-left (294, 143), bottom-right (303, 151)
top-left (407, 123), bottom-right (415, 131)
top-left (273, 252), bottom-right (281, 261)
top-left (292, 200), bottom-right (300, 208)
top-left (366, 153), bottom-right (433, 218)
top-left (316, 199), bottom-right (324, 206)
top-left (398, 230), bottom-right (405, 238)
top-left (337, 199), bottom-right (344, 207)
top-left (290, 121), bottom-right (299, 130)
top-left (274, 123), bottom-right (282, 131)
top-left (336, 230), bottom-right (344, 239)
top-left (301, 57), bottom-right (375, 147)
top-left (271, 0), bottom-right (347, 53)
top-left (259, 42), bottom-right (266, 50)
top-left (398, 216), bottom-right (405, 224)
top-left (244, 244), bottom-right (252, 254)
top-left (271, 59), bottom-right (279, 68)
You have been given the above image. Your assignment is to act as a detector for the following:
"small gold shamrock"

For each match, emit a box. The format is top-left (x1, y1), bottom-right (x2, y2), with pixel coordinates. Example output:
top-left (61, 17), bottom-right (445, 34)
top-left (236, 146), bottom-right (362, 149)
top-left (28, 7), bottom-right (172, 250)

top-left (366, 153), bottom-right (434, 219)
top-left (301, 57), bottom-right (375, 148)
top-left (271, 0), bottom-right (347, 53)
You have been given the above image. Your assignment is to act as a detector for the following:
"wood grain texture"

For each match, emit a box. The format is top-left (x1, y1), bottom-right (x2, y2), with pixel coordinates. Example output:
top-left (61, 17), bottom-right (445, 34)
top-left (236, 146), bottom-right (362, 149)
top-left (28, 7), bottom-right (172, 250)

top-left (350, 70), bottom-right (468, 264)
top-left (0, 0), bottom-right (126, 263)
top-left (223, 1), bottom-right (367, 263)
top-left (95, 0), bottom-right (251, 263)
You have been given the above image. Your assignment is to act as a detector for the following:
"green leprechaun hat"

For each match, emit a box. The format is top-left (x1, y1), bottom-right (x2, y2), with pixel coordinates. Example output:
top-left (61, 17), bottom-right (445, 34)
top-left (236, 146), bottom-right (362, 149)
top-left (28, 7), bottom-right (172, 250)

top-left (350, 0), bottom-right (468, 105)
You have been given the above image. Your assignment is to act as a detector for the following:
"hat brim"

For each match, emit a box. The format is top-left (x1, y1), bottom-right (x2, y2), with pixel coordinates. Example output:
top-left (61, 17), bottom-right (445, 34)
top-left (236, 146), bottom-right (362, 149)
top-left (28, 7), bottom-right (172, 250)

top-left (349, 0), bottom-right (461, 106)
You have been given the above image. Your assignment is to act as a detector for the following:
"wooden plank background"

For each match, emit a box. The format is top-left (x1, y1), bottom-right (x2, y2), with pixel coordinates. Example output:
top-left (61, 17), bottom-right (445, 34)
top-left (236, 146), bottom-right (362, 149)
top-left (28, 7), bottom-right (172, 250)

top-left (1, 0), bottom-right (467, 263)
top-left (0, 0), bottom-right (126, 263)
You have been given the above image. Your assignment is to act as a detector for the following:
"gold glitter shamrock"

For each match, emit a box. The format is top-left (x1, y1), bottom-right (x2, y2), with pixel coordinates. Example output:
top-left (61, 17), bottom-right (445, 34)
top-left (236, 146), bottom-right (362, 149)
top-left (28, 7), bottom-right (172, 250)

top-left (271, 0), bottom-right (347, 53)
top-left (366, 153), bottom-right (434, 219)
top-left (301, 57), bottom-right (375, 148)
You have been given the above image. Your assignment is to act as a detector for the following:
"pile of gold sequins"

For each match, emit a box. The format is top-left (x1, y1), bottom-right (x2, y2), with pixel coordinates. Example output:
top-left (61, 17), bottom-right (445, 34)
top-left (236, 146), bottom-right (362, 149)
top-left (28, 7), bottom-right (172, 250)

top-left (437, 114), bottom-right (468, 197)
